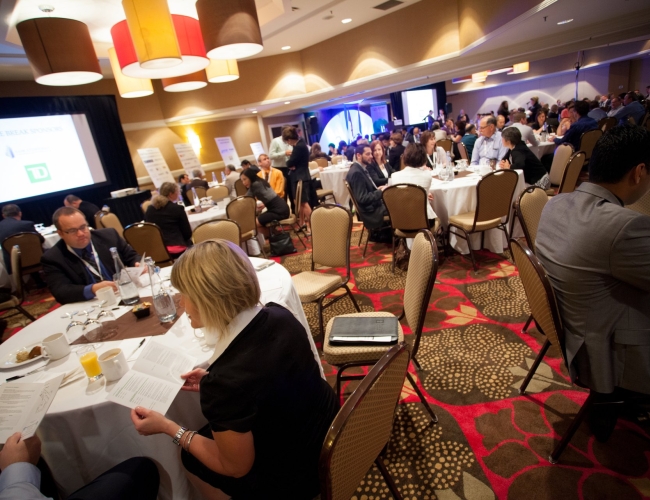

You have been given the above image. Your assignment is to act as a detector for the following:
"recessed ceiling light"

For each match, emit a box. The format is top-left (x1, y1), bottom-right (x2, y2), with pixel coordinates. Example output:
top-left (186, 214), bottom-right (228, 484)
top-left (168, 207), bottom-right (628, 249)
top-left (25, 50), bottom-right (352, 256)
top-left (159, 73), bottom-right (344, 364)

top-left (557, 19), bottom-right (573, 25)
top-left (284, 101), bottom-right (291, 105)
top-left (281, 46), bottom-right (291, 50)
top-left (341, 18), bottom-right (352, 24)
top-left (252, 110), bottom-right (258, 114)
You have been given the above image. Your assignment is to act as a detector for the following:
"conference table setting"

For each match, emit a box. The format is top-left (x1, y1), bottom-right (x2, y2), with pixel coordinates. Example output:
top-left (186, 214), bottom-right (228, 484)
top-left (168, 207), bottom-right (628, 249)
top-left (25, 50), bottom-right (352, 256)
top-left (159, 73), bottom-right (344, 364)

top-left (184, 203), bottom-right (226, 231)
top-left (530, 140), bottom-right (556, 158)
top-left (319, 161), bottom-right (352, 209)
top-left (0, 257), bottom-right (318, 500)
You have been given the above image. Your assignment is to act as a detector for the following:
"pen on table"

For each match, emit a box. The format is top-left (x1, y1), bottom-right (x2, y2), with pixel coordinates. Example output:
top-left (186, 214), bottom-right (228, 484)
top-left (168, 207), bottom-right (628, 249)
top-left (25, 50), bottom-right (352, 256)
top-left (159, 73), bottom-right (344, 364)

top-left (6, 365), bottom-right (47, 382)
top-left (127, 338), bottom-right (146, 360)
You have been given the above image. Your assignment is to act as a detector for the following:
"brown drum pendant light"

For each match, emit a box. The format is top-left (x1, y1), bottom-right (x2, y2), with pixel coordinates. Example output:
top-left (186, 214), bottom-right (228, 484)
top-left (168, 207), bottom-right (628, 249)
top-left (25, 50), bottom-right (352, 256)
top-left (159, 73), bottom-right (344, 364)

top-left (162, 71), bottom-right (208, 92)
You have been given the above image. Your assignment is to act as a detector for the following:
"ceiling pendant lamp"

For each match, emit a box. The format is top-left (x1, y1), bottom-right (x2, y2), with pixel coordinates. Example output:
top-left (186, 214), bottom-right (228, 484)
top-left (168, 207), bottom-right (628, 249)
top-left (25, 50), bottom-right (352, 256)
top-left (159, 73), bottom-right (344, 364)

top-left (16, 17), bottom-right (102, 86)
top-left (108, 48), bottom-right (153, 98)
top-left (111, 15), bottom-right (209, 79)
top-left (121, 0), bottom-right (181, 70)
top-left (196, 0), bottom-right (263, 60)
top-left (472, 71), bottom-right (488, 83)
top-left (206, 59), bottom-right (240, 83)
top-left (162, 71), bottom-right (208, 92)
top-left (509, 62), bottom-right (530, 75)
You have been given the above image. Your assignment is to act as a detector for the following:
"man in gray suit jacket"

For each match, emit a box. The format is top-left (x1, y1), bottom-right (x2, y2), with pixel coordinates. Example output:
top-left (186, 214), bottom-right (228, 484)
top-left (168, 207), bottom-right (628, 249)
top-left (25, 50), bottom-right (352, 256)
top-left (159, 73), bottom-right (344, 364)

top-left (536, 125), bottom-right (650, 397)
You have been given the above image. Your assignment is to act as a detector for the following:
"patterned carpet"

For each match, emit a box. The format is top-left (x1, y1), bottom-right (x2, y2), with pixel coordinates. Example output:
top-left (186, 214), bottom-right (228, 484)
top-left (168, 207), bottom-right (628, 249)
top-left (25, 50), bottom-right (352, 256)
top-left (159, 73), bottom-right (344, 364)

top-left (4, 228), bottom-right (649, 500)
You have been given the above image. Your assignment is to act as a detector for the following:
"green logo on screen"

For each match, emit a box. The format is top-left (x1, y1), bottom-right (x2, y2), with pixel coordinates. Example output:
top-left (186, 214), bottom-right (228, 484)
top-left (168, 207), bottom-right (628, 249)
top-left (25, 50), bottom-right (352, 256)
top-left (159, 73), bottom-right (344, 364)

top-left (25, 164), bottom-right (51, 183)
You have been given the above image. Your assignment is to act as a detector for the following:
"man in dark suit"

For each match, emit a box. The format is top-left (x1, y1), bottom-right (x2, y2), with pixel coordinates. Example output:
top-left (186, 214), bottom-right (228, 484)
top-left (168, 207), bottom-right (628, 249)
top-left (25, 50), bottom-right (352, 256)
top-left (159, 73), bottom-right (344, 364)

top-left (189, 169), bottom-right (209, 190)
top-left (536, 125), bottom-right (650, 435)
top-left (346, 145), bottom-right (388, 231)
top-left (0, 204), bottom-right (44, 281)
top-left (64, 195), bottom-right (101, 229)
top-left (41, 207), bottom-right (141, 305)
top-left (178, 173), bottom-right (192, 206)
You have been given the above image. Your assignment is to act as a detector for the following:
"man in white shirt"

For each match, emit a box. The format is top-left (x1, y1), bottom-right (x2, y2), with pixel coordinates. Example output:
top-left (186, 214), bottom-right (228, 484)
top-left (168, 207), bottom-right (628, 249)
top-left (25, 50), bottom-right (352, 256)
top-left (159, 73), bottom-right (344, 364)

top-left (506, 112), bottom-right (539, 147)
top-left (470, 116), bottom-right (510, 165)
top-left (268, 128), bottom-right (293, 210)
top-left (607, 96), bottom-right (623, 117)
top-left (223, 164), bottom-right (240, 197)
top-left (390, 143), bottom-right (436, 221)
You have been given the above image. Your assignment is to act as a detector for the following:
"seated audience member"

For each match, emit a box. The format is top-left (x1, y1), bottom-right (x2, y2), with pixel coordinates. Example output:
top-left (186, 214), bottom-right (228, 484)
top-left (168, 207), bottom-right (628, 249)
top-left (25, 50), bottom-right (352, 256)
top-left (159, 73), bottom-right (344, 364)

top-left (241, 160), bottom-right (260, 174)
top-left (461, 124), bottom-right (478, 157)
top-left (536, 126), bottom-right (650, 435)
top-left (308, 142), bottom-right (331, 162)
top-left (337, 140), bottom-right (348, 156)
top-left (367, 139), bottom-right (393, 186)
top-left (347, 145), bottom-right (388, 230)
top-left (470, 116), bottom-right (509, 166)
top-left (548, 104), bottom-right (559, 119)
top-left (432, 123), bottom-right (448, 142)
top-left (450, 120), bottom-right (466, 143)
top-left (0, 204), bottom-right (43, 277)
top-left (344, 144), bottom-right (355, 162)
top-left (178, 173), bottom-right (192, 206)
top-left (553, 100), bottom-right (598, 151)
top-left (327, 143), bottom-right (337, 156)
top-left (607, 95), bottom-right (624, 117)
top-left (41, 207), bottom-right (141, 305)
top-left (556, 106), bottom-right (574, 136)
top-left (284, 126), bottom-right (312, 230)
top-left (616, 92), bottom-right (647, 125)
top-left (257, 154), bottom-right (284, 198)
top-left (499, 127), bottom-right (550, 189)
top-left (63, 195), bottom-right (100, 229)
top-left (223, 164), bottom-right (240, 197)
top-left (0, 433), bottom-right (159, 500)
top-left (241, 169), bottom-right (290, 238)
top-left (189, 169), bottom-right (209, 190)
top-left (457, 109), bottom-right (469, 122)
top-left (129, 240), bottom-right (338, 500)
top-left (496, 114), bottom-right (506, 131)
top-left (145, 182), bottom-right (192, 256)
top-left (506, 112), bottom-right (539, 146)
top-left (588, 100), bottom-right (607, 121)
top-left (387, 132), bottom-right (405, 171)
top-left (421, 130), bottom-right (446, 168)
top-left (532, 110), bottom-right (552, 133)
top-left (390, 143), bottom-right (437, 222)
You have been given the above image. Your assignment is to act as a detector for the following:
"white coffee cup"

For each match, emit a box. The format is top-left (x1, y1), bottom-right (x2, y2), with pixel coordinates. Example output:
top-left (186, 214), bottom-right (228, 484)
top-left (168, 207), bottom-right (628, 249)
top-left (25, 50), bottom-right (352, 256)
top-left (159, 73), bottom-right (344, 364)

top-left (98, 348), bottom-right (129, 382)
top-left (96, 287), bottom-right (117, 307)
top-left (42, 333), bottom-right (70, 360)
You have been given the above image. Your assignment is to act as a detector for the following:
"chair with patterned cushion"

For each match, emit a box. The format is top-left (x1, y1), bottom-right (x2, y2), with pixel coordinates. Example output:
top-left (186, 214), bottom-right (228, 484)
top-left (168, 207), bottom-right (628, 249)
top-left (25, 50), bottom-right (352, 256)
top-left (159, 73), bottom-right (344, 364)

top-left (457, 141), bottom-right (469, 161)
top-left (94, 211), bottom-right (104, 229)
top-left (0, 246), bottom-right (36, 322)
top-left (99, 212), bottom-right (124, 238)
top-left (345, 181), bottom-right (389, 257)
top-left (331, 155), bottom-right (343, 165)
top-left (192, 219), bottom-right (241, 245)
top-left (269, 179), bottom-right (307, 249)
top-left (206, 185), bottom-right (229, 203)
top-left (315, 157), bottom-right (328, 168)
top-left (234, 179), bottom-right (247, 197)
top-left (556, 151), bottom-right (586, 195)
top-left (323, 230), bottom-right (439, 423)
top-left (227, 196), bottom-right (266, 257)
top-left (141, 199), bottom-right (151, 215)
top-left (578, 129), bottom-right (602, 165)
top-left (437, 139), bottom-right (453, 155)
top-left (2, 232), bottom-right (44, 278)
top-left (319, 343), bottom-right (410, 500)
top-left (598, 117), bottom-right (616, 132)
top-left (626, 189), bottom-right (650, 216)
top-left (292, 204), bottom-right (360, 339)
top-left (123, 222), bottom-right (174, 267)
top-left (546, 144), bottom-right (574, 195)
top-left (447, 169), bottom-right (519, 272)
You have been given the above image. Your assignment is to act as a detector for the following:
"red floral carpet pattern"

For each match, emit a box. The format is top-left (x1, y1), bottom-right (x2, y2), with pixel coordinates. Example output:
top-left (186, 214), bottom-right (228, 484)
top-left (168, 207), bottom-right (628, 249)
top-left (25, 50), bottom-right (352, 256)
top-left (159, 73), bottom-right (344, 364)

top-left (276, 224), bottom-right (650, 499)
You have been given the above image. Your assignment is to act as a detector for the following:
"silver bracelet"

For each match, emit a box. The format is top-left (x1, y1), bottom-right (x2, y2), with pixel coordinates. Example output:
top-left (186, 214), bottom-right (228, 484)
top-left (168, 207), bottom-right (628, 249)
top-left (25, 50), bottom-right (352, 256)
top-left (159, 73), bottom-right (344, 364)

top-left (185, 431), bottom-right (197, 452)
top-left (173, 426), bottom-right (188, 446)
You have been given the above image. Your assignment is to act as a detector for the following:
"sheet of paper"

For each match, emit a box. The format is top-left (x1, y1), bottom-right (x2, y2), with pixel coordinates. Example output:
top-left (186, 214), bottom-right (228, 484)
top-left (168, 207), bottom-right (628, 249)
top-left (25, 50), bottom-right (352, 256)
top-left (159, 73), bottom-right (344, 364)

top-left (174, 143), bottom-right (204, 176)
top-left (137, 148), bottom-right (176, 189)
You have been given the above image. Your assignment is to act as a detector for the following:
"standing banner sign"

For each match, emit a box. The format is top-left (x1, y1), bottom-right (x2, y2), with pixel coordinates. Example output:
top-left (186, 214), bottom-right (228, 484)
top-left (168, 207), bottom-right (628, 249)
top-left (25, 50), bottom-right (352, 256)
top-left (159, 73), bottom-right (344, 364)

top-left (173, 144), bottom-right (204, 176)
top-left (250, 142), bottom-right (265, 161)
top-left (215, 137), bottom-right (240, 167)
top-left (137, 148), bottom-right (175, 189)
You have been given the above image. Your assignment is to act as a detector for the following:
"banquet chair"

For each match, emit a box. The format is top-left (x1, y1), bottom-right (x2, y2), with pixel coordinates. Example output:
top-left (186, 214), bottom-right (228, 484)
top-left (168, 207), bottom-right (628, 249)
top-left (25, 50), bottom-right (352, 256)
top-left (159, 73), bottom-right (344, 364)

top-left (382, 184), bottom-right (440, 273)
top-left (94, 211), bottom-right (103, 229)
top-left (141, 199), bottom-right (151, 215)
top-left (292, 204), bottom-right (360, 340)
top-left (344, 181), bottom-right (389, 257)
top-left (315, 158), bottom-right (328, 168)
top-left (206, 185), bottom-right (229, 203)
top-left (437, 139), bottom-right (453, 155)
top-left (319, 343), bottom-right (410, 500)
top-left (322, 230), bottom-right (439, 424)
top-left (457, 141), bottom-right (469, 161)
top-left (447, 169), bottom-right (519, 272)
top-left (546, 144), bottom-right (574, 195)
top-left (0, 246), bottom-right (37, 322)
top-left (626, 189), bottom-right (650, 216)
top-left (234, 179), bottom-right (247, 197)
top-left (189, 186), bottom-right (207, 204)
top-left (332, 155), bottom-right (343, 165)
top-left (269, 179), bottom-right (308, 249)
top-left (99, 212), bottom-right (124, 238)
top-left (578, 129), bottom-right (602, 165)
top-left (399, 154), bottom-right (405, 171)
top-left (123, 222), bottom-right (174, 267)
top-left (192, 219), bottom-right (241, 245)
top-left (2, 232), bottom-right (43, 277)
top-left (227, 196), bottom-right (266, 257)
top-left (556, 151), bottom-right (586, 196)
top-left (598, 117), bottom-right (616, 132)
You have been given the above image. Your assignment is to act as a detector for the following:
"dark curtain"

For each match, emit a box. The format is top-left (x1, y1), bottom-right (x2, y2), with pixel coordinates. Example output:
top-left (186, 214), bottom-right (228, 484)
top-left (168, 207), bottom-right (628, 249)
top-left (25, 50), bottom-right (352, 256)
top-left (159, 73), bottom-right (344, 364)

top-left (390, 92), bottom-right (404, 122)
top-left (0, 95), bottom-right (137, 224)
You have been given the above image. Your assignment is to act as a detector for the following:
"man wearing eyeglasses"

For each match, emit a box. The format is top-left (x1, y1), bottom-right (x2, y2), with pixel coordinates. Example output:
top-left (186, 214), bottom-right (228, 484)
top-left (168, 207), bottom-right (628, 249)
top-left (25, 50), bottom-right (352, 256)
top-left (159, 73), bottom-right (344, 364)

top-left (470, 116), bottom-right (509, 166)
top-left (41, 207), bottom-right (141, 305)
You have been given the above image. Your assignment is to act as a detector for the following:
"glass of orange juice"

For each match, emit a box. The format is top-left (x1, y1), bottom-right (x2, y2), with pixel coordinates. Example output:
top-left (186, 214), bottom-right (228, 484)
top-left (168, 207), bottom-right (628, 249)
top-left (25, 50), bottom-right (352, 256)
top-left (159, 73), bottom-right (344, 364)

top-left (77, 345), bottom-right (103, 382)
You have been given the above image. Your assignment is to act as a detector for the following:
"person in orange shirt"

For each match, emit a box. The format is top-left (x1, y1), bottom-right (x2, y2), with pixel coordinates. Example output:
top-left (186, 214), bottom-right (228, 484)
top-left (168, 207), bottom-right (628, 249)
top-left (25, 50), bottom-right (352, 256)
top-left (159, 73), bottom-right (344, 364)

top-left (257, 153), bottom-right (285, 199)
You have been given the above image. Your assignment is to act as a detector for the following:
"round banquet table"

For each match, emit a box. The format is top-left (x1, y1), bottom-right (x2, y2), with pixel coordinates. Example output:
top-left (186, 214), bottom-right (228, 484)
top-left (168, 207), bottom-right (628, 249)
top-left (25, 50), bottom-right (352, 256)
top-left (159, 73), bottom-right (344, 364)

top-left (429, 170), bottom-right (526, 254)
top-left (319, 165), bottom-right (351, 209)
top-left (530, 140), bottom-right (556, 159)
top-left (0, 258), bottom-right (319, 500)
top-left (185, 205), bottom-right (227, 231)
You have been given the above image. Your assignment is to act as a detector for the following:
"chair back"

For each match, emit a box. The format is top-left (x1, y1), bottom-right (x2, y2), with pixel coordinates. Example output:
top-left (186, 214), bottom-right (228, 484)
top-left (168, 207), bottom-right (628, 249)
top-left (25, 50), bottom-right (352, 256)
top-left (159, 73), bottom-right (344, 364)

top-left (548, 144), bottom-right (574, 186)
top-left (319, 343), bottom-right (410, 500)
top-left (10, 245), bottom-right (26, 303)
top-left (141, 199), bottom-right (151, 215)
top-left (457, 141), bottom-right (469, 160)
top-left (557, 151), bottom-right (586, 194)
top-left (295, 179), bottom-right (303, 208)
top-left (94, 211), bottom-right (104, 229)
top-left (315, 157), bottom-right (328, 168)
top-left (226, 196), bottom-right (257, 236)
top-left (626, 189), bottom-right (650, 216)
top-left (192, 219), bottom-right (241, 245)
top-left (99, 212), bottom-right (124, 238)
top-left (599, 117), bottom-right (616, 132)
top-left (510, 239), bottom-right (567, 366)
top-left (234, 179), bottom-right (247, 197)
top-left (437, 139), bottom-right (453, 154)
top-left (2, 233), bottom-right (43, 272)
top-left (345, 181), bottom-right (365, 224)
top-left (206, 185), bottom-right (229, 203)
top-left (404, 230), bottom-right (438, 359)
top-left (189, 186), bottom-right (208, 204)
top-left (123, 222), bottom-right (173, 267)
top-left (515, 187), bottom-right (548, 251)
top-left (311, 204), bottom-right (352, 273)
top-left (473, 169), bottom-right (519, 229)
top-left (399, 154), bottom-right (405, 171)
top-left (578, 129), bottom-right (602, 161)
top-left (382, 184), bottom-right (429, 232)
top-left (332, 155), bottom-right (343, 165)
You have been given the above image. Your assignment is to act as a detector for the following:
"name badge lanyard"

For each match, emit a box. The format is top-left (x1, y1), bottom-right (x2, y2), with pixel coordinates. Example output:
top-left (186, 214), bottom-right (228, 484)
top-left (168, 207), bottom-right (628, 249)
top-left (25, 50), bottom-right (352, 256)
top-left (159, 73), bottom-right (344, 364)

top-left (67, 243), bottom-right (105, 281)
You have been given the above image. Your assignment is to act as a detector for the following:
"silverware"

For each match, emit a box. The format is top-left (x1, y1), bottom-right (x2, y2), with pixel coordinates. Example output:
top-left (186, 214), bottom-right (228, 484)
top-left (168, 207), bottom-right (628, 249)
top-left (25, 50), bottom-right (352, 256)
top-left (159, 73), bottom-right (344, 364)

top-left (6, 364), bottom-right (47, 382)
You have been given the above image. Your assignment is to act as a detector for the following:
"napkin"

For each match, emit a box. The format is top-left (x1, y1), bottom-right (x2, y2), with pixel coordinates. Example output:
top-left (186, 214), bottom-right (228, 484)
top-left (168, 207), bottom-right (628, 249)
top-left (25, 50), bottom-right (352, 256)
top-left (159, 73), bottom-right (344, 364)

top-left (59, 366), bottom-right (85, 388)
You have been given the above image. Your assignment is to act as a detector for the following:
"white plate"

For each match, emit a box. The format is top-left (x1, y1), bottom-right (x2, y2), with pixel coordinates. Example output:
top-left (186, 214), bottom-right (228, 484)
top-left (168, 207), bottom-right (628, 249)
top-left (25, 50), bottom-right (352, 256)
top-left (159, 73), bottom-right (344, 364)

top-left (1, 343), bottom-right (44, 369)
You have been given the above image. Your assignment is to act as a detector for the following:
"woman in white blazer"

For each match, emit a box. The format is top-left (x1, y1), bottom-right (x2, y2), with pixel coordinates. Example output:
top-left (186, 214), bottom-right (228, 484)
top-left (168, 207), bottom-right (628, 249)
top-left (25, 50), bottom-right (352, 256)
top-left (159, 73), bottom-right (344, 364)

top-left (389, 143), bottom-right (437, 221)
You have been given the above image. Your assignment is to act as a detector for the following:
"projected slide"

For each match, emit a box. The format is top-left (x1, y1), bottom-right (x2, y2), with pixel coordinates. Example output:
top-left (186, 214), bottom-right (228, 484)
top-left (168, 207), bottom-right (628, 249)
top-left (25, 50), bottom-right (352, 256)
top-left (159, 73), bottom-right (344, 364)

top-left (319, 110), bottom-right (374, 150)
top-left (0, 114), bottom-right (106, 203)
top-left (401, 89), bottom-right (437, 125)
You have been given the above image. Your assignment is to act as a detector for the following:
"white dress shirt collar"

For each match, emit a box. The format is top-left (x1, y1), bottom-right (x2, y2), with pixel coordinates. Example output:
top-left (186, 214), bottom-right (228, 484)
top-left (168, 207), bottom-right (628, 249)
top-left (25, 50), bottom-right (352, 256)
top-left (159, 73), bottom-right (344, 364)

top-left (208, 306), bottom-right (262, 364)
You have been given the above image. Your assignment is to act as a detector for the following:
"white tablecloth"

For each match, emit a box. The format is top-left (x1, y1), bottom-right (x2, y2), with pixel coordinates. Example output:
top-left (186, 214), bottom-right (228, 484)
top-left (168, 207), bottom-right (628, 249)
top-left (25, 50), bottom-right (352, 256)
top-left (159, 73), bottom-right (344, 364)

top-left (430, 170), bottom-right (525, 254)
top-left (320, 166), bottom-right (351, 208)
top-left (530, 141), bottom-right (556, 159)
top-left (0, 258), bottom-right (318, 500)
top-left (186, 206), bottom-right (226, 231)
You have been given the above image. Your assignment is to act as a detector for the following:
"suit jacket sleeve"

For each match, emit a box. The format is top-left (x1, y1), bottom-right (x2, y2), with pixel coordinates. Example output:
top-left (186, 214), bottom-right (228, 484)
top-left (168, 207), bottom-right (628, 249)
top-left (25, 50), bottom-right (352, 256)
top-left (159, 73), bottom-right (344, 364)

top-left (610, 216), bottom-right (650, 292)
top-left (41, 249), bottom-right (89, 305)
top-left (347, 169), bottom-right (383, 206)
top-left (175, 204), bottom-right (193, 242)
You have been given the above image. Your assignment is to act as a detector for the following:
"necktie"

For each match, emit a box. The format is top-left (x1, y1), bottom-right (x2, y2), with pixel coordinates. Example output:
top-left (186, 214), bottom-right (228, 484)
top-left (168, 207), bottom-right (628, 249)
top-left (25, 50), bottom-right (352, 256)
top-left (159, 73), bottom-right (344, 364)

top-left (265, 171), bottom-right (269, 181)
top-left (81, 248), bottom-right (101, 278)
